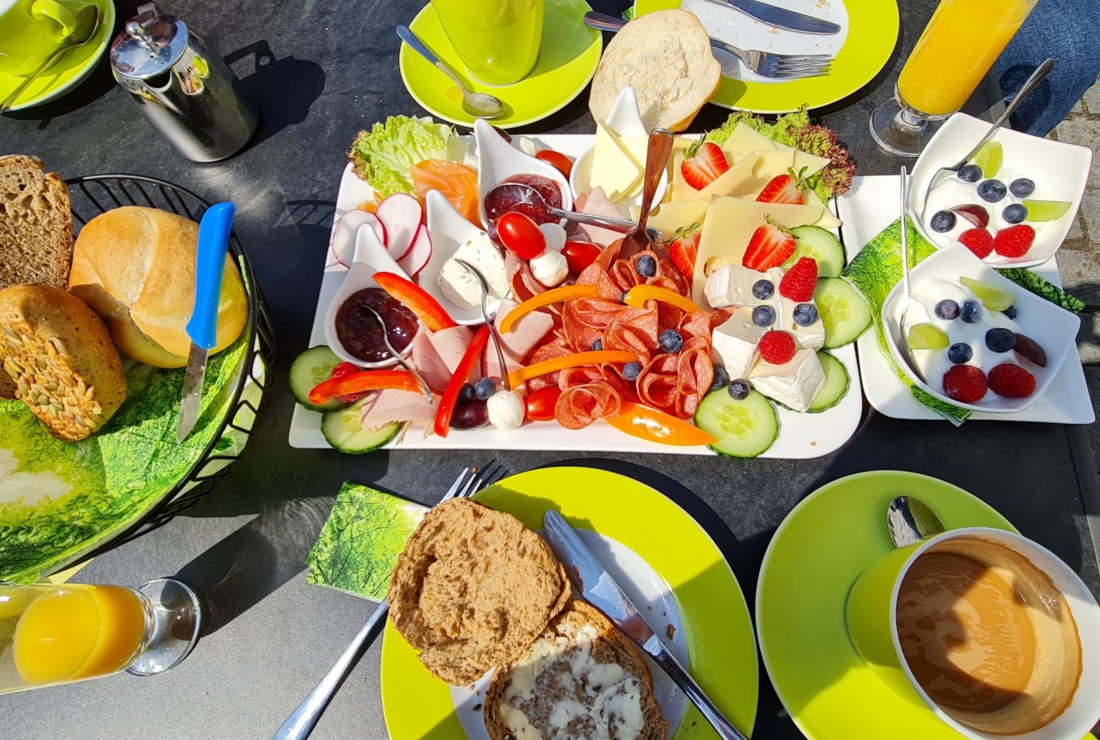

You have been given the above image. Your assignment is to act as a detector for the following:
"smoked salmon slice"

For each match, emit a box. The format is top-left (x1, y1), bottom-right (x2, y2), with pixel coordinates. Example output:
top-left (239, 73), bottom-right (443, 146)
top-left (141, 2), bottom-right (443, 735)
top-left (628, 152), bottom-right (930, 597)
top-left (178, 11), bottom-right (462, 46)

top-left (410, 159), bottom-right (481, 226)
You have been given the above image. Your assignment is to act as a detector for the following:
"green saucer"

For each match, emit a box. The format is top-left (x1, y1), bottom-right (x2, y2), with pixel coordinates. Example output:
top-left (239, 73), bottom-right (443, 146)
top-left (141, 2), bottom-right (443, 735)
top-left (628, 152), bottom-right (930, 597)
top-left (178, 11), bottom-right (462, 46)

top-left (757, 471), bottom-right (1017, 739)
top-left (398, 0), bottom-right (602, 129)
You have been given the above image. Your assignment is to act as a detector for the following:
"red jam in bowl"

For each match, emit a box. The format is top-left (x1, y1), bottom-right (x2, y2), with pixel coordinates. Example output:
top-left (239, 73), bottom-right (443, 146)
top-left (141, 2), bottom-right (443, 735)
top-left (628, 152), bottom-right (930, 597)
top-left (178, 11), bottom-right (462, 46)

top-left (334, 288), bottom-right (417, 364)
top-left (483, 174), bottom-right (563, 226)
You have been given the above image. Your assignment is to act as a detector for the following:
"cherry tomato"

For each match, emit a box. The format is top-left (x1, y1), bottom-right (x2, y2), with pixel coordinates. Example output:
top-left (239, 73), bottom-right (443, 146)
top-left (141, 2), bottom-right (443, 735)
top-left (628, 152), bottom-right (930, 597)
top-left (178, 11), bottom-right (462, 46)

top-left (561, 240), bottom-right (601, 275)
top-left (524, 386), bottom-right (562, 421)
top-left (535, 149), bottom-right (574, 178)
top-left (496, 211), bottom-right (546, 260)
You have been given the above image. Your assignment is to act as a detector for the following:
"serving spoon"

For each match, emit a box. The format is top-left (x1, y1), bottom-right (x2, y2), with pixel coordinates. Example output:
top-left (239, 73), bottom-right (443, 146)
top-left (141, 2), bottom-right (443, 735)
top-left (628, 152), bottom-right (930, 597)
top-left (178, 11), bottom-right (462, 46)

top-left (894, 167), bottom-right (926, 384)
top-left (620, 129), bottom-right (673, 260)
top-left (455, 258), bottom-right (511, 391)
top-left (360, 304), bottom-right (433, 401)
top-left (396, 25), bottom-right (504, 120)
top-left (0, 5), bottom-right (100, 114)
top-left (485, 181), bottom-right (661, 241)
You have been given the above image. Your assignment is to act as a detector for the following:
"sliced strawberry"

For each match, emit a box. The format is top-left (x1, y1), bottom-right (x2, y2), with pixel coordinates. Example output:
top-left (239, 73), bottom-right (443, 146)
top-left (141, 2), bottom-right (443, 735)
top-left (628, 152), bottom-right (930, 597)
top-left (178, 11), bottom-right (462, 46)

top-left (668, 223), bottom-right (701, 279)
top-left (680, 142), bottom-right (729, 190)
top-left (742, 218), bottom-right (795, 271)
top-left (756, 167), bottom-right (808, 205)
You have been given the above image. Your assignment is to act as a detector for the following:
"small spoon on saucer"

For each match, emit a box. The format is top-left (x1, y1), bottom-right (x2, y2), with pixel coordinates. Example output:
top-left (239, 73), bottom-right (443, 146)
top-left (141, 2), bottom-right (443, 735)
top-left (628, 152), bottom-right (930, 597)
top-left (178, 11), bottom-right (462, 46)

top-left (485, 182), bottom-right (661, 241)
top-left (396, 25), bottom-right (504, 120)
top-left (361, 304), bottom-right (433, 401)
top-left (887, 496), bottom-right (946, 548)
top-left (0, 5), bottom-right (100, 114)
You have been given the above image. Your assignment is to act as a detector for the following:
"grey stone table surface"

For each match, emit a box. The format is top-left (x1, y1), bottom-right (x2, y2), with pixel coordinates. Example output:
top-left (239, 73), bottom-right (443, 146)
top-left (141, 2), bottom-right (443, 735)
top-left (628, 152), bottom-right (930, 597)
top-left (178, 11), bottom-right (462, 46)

top-left (2, 0), bottom-right (1098, 739)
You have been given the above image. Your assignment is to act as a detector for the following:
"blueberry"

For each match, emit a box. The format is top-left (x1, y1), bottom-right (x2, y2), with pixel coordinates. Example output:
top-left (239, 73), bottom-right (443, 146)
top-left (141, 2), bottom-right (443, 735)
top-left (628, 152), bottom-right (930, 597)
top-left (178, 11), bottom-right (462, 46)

top-left (1009, 178), bottom-right (1035, 198)
top-left (458, 383), bottom-right (475, 404)
top-left (710, 366), bottom-right (730, 393)
top-left (752, 279), bottom-right (774, 300)
top-left (958, 164), bottom-right (983, 183)
top-left (1003, 305), bottom-right (1018, 320)
top-left (793, 303), bottom-right (819, 326)
top-left (930, 210), bottom-right (957, 233)
top-left (635, 254), bottom-right (657, 278)
top-left (1002, 203), bottom-right (1028, 224)
top-left (622, 361), bottom-right (642, 381)
top-left (728, 378), bottom-right (752, 401)
top-left (985, 327), bottom-right (1016, 352)
top-left (591, 338), bottom-right (603, 351)
top-left (659, 329), bottom-right (684, 353)
top-left (935, 299), bottom-right (960, 320)
top-left (961, 299), bottom-right (982, 323)
top-left (948, 343), bottom-right (973, 364)
top-left (977, 179), bottom-right (1007, 203)
top-left (752, 304), bottom-right (776, 327)
top-left (474, 377), bottom-right (495, 400)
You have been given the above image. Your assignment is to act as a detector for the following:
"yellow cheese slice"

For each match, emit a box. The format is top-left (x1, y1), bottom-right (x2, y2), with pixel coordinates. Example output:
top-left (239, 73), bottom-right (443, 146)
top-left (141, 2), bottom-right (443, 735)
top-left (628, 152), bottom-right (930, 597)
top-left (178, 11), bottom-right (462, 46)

top-left (591, 122), bottom-right (642, 204)
top-left (801, 189), bottom-right (842, 229)
top-left (646, 199), bottom-right (709, 237)
top-left (691, 154), bottom-right (766, 201)
top-left (751, 150), bottom-right (797, 182)
top-left (793, 150), bottom-right (831, 178)
top-left (720, 123), bottom-right (779, 155)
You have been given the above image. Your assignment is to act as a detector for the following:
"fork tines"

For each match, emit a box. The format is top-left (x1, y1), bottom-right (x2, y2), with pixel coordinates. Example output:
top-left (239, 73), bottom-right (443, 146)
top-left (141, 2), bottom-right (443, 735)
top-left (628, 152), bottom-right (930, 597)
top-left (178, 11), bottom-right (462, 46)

top-left (457, 460), bottom-right (509, 500)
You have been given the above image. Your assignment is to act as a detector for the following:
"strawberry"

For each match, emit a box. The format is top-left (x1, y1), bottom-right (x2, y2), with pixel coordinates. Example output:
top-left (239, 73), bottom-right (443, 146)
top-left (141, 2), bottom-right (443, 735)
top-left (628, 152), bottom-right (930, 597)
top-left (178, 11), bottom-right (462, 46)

top-left (759, 330), bottom-right (796, 365)
top-left (680, 142), bottom-right (729, 190)
top-left (988, 363), bottom-right (1036, 398)
top-left (779, 257), bottom-right (817, 302)
top-left (756, 167), bottom-right (807, 205)
top-left (742, 218), bottom-right (795, 271)
top-left (959, 228), bottom-right (994, 258)
top-left (994, 224), bottom-right (1035, 257)
top-left (942, 364), bottom-right (988, 404)
top-left (668, 224), bottom-right (700, 279)
top-left (330, 362), bottom-right (367, 404)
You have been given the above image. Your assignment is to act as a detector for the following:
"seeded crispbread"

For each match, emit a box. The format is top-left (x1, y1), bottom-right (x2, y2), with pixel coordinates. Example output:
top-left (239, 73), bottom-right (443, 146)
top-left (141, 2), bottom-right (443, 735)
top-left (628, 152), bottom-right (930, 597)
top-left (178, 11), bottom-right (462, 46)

top-left (387, 498), bottom-right (571, 685)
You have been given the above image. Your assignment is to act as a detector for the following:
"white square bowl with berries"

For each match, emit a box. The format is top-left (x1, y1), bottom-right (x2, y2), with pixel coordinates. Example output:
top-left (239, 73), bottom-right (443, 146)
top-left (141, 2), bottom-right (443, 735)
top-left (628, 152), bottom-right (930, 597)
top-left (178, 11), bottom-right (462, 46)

top-left (907, 113), bottom-right (1091, 269)
top-left (883, 242), bottom-right (1081, 413)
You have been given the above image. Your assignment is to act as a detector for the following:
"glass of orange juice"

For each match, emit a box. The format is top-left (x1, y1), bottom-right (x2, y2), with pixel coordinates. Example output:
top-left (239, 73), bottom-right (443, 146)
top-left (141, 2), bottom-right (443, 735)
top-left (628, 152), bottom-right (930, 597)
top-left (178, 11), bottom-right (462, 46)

top-left (0, 578), bottom-right (200, 695)
top-left (870, 0), bottom-right (1038, 156)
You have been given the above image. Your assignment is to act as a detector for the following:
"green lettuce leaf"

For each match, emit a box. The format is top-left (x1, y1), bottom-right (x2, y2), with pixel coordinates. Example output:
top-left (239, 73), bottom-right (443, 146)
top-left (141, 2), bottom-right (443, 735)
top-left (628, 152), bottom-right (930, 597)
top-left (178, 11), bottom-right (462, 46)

top-left (346, 115), bottom-right (469, 198)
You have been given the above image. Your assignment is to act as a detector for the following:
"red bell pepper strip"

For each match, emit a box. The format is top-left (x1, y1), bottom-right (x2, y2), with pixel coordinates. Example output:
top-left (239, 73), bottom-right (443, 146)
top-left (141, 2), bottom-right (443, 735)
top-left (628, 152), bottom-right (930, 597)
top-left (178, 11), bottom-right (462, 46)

top-left (309, 369), bottom-right (420, 405)
top-left (374, 272), bottom-right (457, 331)
top-left (605, 402), bottom-right (717, 446)
top-left (507, 350), bottom-right (635, 389)
top-left (434, 325), bottom-right (491, 437)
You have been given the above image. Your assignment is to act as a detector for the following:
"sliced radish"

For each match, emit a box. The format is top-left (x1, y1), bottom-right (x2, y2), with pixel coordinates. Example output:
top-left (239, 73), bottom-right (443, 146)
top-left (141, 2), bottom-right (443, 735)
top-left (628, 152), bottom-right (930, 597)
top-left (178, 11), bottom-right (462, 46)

top-left (331, 210), bottom-right (386, 268)
top-left (376, 193), bottom-right (423, 262)
top-left (398, 224), bottom-right (432, 277)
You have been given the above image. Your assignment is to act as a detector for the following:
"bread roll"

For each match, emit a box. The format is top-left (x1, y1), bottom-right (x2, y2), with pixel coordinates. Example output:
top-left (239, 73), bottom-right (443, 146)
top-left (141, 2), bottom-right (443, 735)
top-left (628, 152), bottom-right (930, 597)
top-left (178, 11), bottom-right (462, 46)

top-left (68, 206), bottom-right (248, 368)
top-left (0, 284), bottom-right (126, 442)
top-left (485, 600), bottom-right (669, 740)
top-left (589, 9), bottom-right (721, 132)
top-left (387, 498), bottom-right (571, 685)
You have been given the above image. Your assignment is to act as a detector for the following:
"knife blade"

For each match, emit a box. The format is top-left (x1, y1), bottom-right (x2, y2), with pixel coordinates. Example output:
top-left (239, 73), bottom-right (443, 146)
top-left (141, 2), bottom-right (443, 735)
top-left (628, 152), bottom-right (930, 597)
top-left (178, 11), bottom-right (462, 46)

top-left (702, 0), bottom-right (840, 35)
top-left (177, 202), bottom-right (236, 443)
top-left (542, 510), bottom-right (749, 740)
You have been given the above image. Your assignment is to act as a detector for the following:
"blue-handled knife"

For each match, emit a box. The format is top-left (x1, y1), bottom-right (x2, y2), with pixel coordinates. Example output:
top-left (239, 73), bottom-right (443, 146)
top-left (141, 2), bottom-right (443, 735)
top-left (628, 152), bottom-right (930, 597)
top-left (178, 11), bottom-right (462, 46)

top-left (703, 0), bottom-right (840, 35)
top-left (177, 202), bottom-right (235, 443)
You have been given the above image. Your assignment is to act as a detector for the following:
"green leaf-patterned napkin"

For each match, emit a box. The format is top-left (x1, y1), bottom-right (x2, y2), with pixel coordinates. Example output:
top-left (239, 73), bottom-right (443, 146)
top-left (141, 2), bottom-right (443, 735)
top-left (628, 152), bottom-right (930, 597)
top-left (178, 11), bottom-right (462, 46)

top-left (306, 483), bottom-right (427, 602)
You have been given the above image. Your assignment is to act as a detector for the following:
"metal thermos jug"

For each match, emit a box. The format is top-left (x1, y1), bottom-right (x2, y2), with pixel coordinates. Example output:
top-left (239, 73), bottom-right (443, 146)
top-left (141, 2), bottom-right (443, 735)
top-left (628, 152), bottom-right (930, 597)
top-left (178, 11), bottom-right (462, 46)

top-left (110, 3), bottom-right (258, 162)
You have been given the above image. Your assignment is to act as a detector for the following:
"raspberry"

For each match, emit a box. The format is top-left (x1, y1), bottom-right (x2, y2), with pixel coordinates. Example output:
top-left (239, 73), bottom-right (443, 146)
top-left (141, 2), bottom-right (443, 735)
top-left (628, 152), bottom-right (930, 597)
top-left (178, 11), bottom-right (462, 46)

top-left (779, 257), bottom-right (817, 302)
top-left (330, 362), bottom-right (366, 404)
top-left (988, 363), bottom-right (1036, 398)
top-left (759, 330), bottom-right (796, 364)
top-left (993, 224), bottom-right (1035, 258)
top-left (959, 228), bottom-right (994, 258)
top-left (942, 364), bottom-right (988, 404)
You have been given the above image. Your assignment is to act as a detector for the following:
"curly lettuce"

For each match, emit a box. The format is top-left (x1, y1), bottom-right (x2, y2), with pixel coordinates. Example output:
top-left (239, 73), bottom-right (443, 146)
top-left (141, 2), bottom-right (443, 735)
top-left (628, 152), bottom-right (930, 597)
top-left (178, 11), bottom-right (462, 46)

top-left (347, 116), bottom-right (470, 198)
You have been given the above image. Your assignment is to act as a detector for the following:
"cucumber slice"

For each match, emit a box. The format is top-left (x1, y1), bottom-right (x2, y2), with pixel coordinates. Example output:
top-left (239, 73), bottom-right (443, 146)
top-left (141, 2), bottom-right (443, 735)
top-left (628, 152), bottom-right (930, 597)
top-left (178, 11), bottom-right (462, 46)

top-left (291, 346), bottom-right (348, 412)
top-left (785, 225), bottom-right (846, 278)
top-left (321, 400), bottom-right (400, 453)
top-left (814, 278), bottom-right (872, 349)
top-left (809, 351), bottom-right (849, 412)
top-left (695, 388), bottom-right (779, 459)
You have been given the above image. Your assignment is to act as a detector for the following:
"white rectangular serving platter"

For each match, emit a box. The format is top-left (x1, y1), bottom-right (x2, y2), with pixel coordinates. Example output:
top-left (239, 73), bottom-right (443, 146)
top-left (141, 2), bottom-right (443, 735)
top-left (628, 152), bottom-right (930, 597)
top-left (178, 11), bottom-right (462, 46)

top-left (289, 134), bottom-right (863, 457)
top-left (837, 175), bottom-right (1094, 424)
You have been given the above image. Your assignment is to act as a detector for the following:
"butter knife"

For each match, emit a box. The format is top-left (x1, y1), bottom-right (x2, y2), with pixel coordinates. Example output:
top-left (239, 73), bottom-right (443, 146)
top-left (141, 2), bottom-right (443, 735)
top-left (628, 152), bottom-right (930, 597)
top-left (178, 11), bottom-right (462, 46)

top-left (177, 202), bottom-right (235, 442)
top-left (708, 0), bottom-right (840, 35)
top-left (542, 510), bottom-right (748, 740)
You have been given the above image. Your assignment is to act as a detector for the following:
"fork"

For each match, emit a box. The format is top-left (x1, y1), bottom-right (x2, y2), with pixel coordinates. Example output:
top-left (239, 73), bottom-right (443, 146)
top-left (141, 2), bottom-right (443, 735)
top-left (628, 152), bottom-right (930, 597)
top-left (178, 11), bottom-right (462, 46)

top-left (895, 168), bottom-right (926, 384)
top-left (583, 12), bottom-right (832, 79)
top-left (272, 462), bottom-right (509, 740)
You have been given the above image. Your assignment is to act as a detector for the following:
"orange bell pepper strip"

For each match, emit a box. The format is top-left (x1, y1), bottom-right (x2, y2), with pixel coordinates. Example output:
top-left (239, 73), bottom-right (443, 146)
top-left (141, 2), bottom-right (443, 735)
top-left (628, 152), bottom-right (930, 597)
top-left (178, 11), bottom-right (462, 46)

top-left (507, 350), bottom-right (635, 388)
top-left (374, 272), bottom-right (457, 332)
top-left (621, 285), bottom-right (702, 314)
top-left (605, 402), bottom-right (717, 446)
top-left (435, 325), bottom-right (491, 437)
top-left (309, 369), bottom-right (420, 405)
top-left (499, 285), bottom-right (598, 334)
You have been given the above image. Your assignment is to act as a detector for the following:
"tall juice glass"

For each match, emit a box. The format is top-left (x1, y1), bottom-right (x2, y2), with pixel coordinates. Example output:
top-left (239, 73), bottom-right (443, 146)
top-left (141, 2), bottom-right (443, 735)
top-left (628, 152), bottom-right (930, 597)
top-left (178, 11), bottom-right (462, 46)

top-left (870, 0), bottom-right (1038, 156)
top-left (430, 0), bottom-right (544, 86)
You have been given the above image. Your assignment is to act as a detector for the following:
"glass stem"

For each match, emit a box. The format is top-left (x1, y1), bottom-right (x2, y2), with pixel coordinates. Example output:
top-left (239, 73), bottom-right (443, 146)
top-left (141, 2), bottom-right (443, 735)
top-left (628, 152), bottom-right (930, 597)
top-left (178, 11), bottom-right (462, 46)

top-left (895, 108), bottom-right (927, 132)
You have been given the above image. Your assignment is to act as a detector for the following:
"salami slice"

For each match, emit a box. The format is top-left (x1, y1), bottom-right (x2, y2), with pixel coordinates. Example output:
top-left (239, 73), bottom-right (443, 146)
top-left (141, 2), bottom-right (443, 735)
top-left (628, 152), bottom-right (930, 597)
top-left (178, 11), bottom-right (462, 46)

top-left (554, 382), bottom-right (623, 429)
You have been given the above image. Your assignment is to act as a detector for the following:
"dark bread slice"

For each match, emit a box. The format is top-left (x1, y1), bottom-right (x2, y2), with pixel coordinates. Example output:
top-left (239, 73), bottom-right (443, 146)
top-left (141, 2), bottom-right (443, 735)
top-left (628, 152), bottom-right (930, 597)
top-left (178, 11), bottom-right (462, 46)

top-left (0, 155), bottom-right (72, 291)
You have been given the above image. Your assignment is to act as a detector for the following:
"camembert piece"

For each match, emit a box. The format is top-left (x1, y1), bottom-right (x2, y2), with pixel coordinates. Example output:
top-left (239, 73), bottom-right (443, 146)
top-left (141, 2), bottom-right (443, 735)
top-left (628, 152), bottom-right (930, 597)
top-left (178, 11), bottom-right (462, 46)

top-left (711, 312), bottom-right (765, 379)
top-left (776, 296), bottom-right (825, 350)
top-left (749, 348), bottom-right (825, 412)
top-left (704, 265), bottom-right (783, 309)
top-left (438, 232), bottom-right (508, 310)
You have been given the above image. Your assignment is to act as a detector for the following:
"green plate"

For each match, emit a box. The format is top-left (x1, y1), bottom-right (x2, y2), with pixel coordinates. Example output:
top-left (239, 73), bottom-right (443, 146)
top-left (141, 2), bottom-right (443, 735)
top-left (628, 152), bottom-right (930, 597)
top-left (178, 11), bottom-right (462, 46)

top-left (634, 0), bottom-right (899, 114)
top-left (380, 466), bottom-right (758, 739)
top-left (398, 0), bottom-right (602, 129)
top-left (756, 471), bottom-right (1018, 739)
top-left (0, 0), bottom-right (115, 112)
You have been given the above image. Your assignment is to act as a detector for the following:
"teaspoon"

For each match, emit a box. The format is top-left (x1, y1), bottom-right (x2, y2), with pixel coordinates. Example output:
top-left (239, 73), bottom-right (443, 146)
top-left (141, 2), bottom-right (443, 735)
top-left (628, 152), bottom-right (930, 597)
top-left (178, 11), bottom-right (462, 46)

top-left (455, 258), bottom-right (511, 391)
top-left (887, 496), bottom-right (946, 548)
top-left (396, 25), bottom-right (504, 120)
top-left (485, 182), bottom-right (661, 241)
top-left (1, 5), bottom-right (100, 114)
top-left (361, 304), bottom-right (433, 401)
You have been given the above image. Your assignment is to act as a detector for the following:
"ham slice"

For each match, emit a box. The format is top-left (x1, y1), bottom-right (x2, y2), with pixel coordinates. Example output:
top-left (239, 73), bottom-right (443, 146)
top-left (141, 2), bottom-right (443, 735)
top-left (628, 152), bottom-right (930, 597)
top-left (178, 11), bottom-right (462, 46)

top-left (484, 298), bottom-right (554, 381)
top-left (573, 188), bottom-right (628, 247)
top-left (412, 329), bottom-right (452, 394)
top-left (359, 389), bottom-right (437, 425)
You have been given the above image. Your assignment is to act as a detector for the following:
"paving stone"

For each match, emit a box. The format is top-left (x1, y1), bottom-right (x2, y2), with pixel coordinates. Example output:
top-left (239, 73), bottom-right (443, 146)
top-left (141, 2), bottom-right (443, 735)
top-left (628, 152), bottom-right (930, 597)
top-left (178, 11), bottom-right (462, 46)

top-left (1054, 120), bottom-right (1100, 188)
top-left (1083, 80), bottom-right (1100, 115)
top-left (1066, 212), bottom-right (1085, 241)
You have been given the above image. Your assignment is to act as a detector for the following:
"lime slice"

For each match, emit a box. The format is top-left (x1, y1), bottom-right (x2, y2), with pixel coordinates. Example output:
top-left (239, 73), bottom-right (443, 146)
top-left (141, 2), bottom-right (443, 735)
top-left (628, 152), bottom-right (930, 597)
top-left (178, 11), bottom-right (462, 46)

top-left (1021, 199), bottom-right (1071, 222)
top-left (907, 323), bottom-right (949, 350)
top-left (960, 276), bottom-right (1014, 311)
top-left (971, 142), bottom-right (1003, 178)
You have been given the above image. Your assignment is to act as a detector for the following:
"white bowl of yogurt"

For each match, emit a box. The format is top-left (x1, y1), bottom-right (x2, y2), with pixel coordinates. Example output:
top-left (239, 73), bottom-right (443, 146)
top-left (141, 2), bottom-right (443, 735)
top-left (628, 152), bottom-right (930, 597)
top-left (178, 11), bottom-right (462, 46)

top-left (882, 242), bottom-right (1080, 413)
top-left (907, 113), bottom-right (1091, 269)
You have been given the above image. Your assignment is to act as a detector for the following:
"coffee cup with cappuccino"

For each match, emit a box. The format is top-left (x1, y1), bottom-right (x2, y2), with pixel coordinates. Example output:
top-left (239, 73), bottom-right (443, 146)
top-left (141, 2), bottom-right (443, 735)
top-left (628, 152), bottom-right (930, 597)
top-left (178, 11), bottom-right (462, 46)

top-left (846, 527), bottom-right (1100, 738)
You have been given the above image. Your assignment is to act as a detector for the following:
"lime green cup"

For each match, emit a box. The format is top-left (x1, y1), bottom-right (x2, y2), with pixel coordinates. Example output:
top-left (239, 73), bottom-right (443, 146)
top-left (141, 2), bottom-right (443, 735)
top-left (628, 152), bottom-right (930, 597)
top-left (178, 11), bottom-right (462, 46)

top-left (0, 0), bottom-right (88, 76)
top-left (429, 0), bottom-right (544, 86)
top-left (846, 527), bottom-right (1100, 739)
